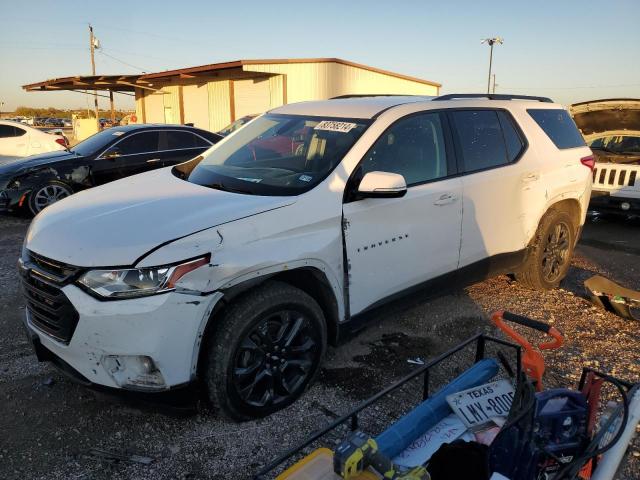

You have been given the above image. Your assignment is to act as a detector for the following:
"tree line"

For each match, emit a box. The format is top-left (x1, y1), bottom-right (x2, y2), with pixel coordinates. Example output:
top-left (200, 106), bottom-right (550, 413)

top-left (12, 106), bottom-right (133, 119)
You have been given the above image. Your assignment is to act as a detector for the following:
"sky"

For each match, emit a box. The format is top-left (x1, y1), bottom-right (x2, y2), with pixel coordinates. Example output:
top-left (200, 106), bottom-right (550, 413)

top-left (1, 0), bottom-right (638, 111)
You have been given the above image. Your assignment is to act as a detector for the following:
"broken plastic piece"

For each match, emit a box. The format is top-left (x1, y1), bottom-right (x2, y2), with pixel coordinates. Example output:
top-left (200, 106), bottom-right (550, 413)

top-left (584, 275), bottom-right (640, 321)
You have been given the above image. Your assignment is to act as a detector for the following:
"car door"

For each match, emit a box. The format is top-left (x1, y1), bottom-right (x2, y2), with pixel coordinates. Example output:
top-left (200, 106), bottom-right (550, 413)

top-left (0, 124), bottom-right (28, 157)
top-left (159, 130), bottom-right (213, 167)
top-left (343, 111), bottom-right (463, 316)
top-left (92, 131), bottom-right (161, 185)
top-left (448, 109), bottom-right (532, 271)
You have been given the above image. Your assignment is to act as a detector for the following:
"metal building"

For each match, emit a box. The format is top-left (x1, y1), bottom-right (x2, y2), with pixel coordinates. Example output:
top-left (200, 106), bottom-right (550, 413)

top-left (23, 58), bottom-right (441, 132)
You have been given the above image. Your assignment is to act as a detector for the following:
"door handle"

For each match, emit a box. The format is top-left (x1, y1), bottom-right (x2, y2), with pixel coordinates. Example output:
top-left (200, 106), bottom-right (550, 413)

top-left (434, 193), bottom-right (457, 206)
top-left (146, 158), bottom-right (162, 163)
top-left (522, 172), bottom-right (540, 183)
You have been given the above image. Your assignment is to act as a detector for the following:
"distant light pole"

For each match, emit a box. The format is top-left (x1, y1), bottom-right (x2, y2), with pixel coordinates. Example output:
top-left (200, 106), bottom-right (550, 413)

top-left (481, 37), bottom-right (503, 94)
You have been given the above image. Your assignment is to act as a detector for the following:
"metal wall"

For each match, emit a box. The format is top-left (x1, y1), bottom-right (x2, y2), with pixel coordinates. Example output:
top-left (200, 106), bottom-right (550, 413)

top-left (244, 62), bottom-right (439, 102)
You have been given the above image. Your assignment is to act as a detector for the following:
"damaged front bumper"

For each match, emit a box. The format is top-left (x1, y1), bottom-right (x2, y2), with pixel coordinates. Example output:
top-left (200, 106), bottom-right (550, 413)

top-left (24, 284), bottom-right (224, 392)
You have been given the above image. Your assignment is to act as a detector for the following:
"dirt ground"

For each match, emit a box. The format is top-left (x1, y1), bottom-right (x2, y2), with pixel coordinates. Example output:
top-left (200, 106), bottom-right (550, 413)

top-left (1, 213), bottom-right (639, 480)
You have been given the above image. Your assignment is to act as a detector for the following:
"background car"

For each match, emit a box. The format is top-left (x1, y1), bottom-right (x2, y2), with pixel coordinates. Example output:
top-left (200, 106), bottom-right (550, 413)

top-left (217, 114), bottom-right (258, 136)
top-left (0, 124), bottom-right (221, 214)
top-left (570, 99), bottom-right (640, 216)
top-left (0, 120), bottom-right (67, 158)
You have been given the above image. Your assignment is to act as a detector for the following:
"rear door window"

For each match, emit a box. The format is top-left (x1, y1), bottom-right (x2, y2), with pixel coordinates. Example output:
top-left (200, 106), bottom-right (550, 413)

top-left (528, 109), bottom-right (586, 149)
top-left (0, 125), bottom-right (16, 138)
top-left (451, 110), bottom-right (509, 173)
top-left (497, 111), bottom-right (525, 162)
top-left (114, 131), bottom-right (161, 155)
top-left (164, 130), bottom-right (211, 150)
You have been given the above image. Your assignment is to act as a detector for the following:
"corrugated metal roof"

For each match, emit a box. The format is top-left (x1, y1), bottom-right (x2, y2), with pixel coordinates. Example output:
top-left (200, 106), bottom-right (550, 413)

top-left (22, 58), bottom-right (440, 92)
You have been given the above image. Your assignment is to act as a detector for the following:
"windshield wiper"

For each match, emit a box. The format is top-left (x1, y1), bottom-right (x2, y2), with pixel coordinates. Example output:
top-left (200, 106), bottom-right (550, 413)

top-left (209, 183), bottom-right (253, 194)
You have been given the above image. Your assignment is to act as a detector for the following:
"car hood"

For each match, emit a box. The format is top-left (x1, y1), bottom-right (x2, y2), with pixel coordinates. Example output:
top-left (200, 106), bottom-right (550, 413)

top-left (26, 167), bottom-right (296, 267)
top-left (569, 99), bottom-right (640, 138)
top-left (0, 150), bottom-right (79, 175)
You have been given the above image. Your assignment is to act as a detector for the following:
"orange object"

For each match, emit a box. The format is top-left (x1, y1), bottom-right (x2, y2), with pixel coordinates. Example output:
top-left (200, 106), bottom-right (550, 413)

top-left (491, 310), bottom-right (564, 391)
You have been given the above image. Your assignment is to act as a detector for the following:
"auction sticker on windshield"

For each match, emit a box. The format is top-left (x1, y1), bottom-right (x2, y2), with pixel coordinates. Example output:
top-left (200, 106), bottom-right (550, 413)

top-left (314, 121), bottom-right (357, 133)
top-left (446, 379), bottom-right (515, 428)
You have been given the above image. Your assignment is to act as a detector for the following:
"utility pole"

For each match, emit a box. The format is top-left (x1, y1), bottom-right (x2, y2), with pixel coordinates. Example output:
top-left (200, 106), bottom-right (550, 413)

top-left (481, 37), bottom-right (503, 94)
top-left (492, 74), bottom-right (497, 94)
top-left (89, 24), bottom-right (99, 128)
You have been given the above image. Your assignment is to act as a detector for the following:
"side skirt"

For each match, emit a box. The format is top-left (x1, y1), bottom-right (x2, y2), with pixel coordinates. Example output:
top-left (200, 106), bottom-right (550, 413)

top-left (336, 249), bottom-right (526, 343)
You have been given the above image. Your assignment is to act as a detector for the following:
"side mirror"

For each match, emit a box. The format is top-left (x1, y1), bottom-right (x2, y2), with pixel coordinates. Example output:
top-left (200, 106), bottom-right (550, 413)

top-left (103, 148), bottom-right (122, 160)
top-left (357, 171), bottom-right (407, 198)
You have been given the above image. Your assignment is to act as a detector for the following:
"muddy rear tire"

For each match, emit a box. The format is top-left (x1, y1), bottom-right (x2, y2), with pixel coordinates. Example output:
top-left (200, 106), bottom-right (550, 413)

top-left (515, 208), bottom-right (576, 290)
top-left (203, 281), bottom-right (326, 421)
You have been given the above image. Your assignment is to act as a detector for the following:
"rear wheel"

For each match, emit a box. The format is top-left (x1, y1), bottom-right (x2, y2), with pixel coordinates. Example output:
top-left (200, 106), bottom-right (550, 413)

top-left (516, 208), bottom-right (576, 290)
top-left (203, 282), bottom-right (326, 420)
top-left (28, 181), bottom-right (72, 215)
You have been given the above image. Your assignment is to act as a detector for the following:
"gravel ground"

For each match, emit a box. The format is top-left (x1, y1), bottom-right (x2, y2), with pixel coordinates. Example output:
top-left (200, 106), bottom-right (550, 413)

top-left (0, 213), bottom-right (638, 479)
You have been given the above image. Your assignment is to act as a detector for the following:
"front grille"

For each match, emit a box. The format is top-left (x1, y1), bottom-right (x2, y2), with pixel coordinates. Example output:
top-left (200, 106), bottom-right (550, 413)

top-left (593, 165), bottom-right (638, 188)
top-left (20, 251), bottom-right (81, 344)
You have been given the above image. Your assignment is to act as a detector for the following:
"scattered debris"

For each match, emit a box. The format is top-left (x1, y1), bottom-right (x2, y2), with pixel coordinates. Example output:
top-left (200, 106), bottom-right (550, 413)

top-left (85, 448), bottom-right (154, 465)
top-left (42, 377), bottom-right (55, 387)
top-left (584, 275), bottom-right (640, 320)
top-left (407, 357), bottom-right (425, 365)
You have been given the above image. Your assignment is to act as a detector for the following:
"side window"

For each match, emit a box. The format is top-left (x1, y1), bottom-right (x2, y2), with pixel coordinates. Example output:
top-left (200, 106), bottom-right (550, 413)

top-left (497, 111), bottom-right (525, 162)
top-left (13, 126), bottom-right (26, 137)
top-left (358, 113), bottom-right (448, 186)
top-left (164, 130), bottom-right (210, 150)
top-left (451, 110), bottom-right (508, 173)
top-left (111, 132), bottom-right (160, 155)
top-left (527, 109), bottom-right (586, 149)
top-left (0, 125), bottom-right (17, 138)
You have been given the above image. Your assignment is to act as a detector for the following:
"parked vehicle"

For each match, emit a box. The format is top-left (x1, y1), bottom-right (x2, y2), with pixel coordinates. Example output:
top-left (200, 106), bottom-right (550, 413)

top-left (43, 118), bottom-right (65, 128)
top-left (570, 99), bottom-right (640, 216)
top-left (0, 124), bottom-right (220, 214)
top-left (217, 114), bottom-right (258, 136)
top-left (20, 94), bottom-right (592, 420)
top-left (0, 120), bottom-right (67, 159)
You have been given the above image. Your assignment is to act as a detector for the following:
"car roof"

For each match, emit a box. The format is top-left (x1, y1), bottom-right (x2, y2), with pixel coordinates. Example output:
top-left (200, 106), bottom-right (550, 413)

top-left (271, 96), bottom-right (434, 119)
top-left (269, 94), bottom-right (564, 120)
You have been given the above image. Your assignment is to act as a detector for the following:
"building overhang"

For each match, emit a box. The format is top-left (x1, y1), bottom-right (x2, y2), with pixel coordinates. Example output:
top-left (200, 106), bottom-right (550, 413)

top-left (22, 57), bottom-right (441, 94)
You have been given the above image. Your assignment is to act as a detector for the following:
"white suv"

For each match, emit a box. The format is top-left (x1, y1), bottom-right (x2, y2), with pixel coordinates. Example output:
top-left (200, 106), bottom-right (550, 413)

top-left (20, 94), bottom-right (593, 419)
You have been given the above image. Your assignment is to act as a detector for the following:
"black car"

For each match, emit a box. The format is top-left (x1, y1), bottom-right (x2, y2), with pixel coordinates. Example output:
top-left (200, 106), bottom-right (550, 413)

top-left (0, 124), bottom-right (221, 215)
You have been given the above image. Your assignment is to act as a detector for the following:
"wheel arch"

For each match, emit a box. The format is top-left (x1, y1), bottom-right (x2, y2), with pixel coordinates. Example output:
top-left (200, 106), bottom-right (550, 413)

top-left (543, 198), bottom-right (583, 245)
top-left (195, 266), bottom-right (341, 381)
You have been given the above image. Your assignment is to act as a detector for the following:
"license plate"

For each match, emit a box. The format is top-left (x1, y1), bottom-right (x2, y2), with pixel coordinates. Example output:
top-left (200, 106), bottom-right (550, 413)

top-left (446, 379), bottom-right (515, 428)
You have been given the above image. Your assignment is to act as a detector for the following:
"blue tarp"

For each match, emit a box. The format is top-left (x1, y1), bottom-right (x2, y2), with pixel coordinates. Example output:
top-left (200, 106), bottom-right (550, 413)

top-left (375, 358), bottom-right (500, 458)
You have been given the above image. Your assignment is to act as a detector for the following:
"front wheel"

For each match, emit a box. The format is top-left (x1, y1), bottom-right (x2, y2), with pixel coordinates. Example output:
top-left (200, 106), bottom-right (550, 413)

top-left (28, 181), bottom-right (72, 215)
top-left (203, 281), bottom-right (327, 420)
top-left (515, 209), bottom-right (576, 290)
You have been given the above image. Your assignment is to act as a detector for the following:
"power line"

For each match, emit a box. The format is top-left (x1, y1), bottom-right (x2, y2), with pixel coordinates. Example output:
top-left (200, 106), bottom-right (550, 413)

top-left (97, 50), bottom-right (149, 73)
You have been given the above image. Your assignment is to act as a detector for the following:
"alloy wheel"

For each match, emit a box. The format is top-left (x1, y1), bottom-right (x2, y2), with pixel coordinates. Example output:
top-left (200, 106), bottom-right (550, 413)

top-left (231, 310), bottom-right (319, 408)
top-left (541, 221), bottom-right (571, 283)
top-left (33, 185), bottom-right (70, 212)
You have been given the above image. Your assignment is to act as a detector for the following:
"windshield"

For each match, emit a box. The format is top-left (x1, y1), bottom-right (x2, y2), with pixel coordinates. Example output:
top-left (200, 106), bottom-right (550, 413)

top-left (218, 115), bottom-right (256, 136)
top-left (71, 128), bottom-right (125, 156)
top-left (184, 114), bottom-right (369, 195)
top-left (590, 135), bottom-right (640, 154)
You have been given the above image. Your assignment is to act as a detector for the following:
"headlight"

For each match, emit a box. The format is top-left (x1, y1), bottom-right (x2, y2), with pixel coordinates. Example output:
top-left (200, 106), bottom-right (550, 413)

top-left (78, 256), bottom-right (209, 299)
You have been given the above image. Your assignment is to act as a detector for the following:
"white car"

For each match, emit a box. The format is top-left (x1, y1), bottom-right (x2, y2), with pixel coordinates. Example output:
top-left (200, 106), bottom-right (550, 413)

top-left (0, 120), bottom-right (67, 158)
top-left (20, 94), bottom-right (592, 420)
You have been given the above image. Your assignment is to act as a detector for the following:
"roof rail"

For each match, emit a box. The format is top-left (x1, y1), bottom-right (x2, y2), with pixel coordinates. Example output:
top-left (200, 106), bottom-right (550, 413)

top-left (433, 93), bottom-right (553, 103)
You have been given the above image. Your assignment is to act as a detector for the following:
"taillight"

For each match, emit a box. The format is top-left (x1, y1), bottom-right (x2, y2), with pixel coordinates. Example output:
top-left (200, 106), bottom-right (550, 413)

top-left (580, 155), bottom-right (595, 170)
top-left (55, 137), bottom-right (67, 147)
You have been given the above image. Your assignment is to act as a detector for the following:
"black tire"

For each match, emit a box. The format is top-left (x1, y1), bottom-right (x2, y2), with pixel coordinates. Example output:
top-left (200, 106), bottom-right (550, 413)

top-left (515, 208), bottom-right (576, 290)
top-left (28, 181), bottom-right (73, 215)
top-left (203, 281), bottom-right (327, 420)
